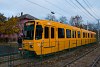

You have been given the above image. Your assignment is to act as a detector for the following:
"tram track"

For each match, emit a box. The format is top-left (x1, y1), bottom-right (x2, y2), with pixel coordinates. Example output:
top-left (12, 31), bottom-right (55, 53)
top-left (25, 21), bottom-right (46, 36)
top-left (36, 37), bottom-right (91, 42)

top-left (0, 43), bottom-right (99, 67)
top-left (12, 43), bottom-right (99, 67)
top-left (62, 44), bottom-right (99, 67)
top-left (90, 55), bottom-right (100, 67)
top-left (13, 46), bottom-right (85, 67)
top-left (40, 44), bottom-right (99, 67)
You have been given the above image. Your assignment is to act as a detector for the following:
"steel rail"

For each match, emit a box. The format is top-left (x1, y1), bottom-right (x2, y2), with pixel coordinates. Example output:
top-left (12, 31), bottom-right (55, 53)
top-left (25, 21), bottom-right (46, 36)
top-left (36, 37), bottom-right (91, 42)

top-left (91, 55), bottom-right (100, 67)
top-left (63, 46), bottom-right (98, 67)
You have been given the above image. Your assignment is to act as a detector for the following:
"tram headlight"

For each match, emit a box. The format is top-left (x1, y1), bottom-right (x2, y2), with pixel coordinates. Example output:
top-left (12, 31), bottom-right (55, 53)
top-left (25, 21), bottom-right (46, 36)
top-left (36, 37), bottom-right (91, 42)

top-left (30, 45), bottom-right (33, 48)
top-left (29, 42), bottom-right (33, 48)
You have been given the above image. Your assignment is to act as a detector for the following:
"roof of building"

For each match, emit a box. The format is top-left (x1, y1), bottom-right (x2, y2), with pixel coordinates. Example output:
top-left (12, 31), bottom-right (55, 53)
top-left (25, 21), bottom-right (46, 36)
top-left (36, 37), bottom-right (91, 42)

top-left (20, 14), bottom-right (39, 20)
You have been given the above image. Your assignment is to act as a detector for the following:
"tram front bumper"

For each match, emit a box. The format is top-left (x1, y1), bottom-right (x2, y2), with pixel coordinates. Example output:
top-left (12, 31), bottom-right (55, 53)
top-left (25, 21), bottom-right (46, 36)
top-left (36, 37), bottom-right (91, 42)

top-left (22, 43), bottom-right (34, 51)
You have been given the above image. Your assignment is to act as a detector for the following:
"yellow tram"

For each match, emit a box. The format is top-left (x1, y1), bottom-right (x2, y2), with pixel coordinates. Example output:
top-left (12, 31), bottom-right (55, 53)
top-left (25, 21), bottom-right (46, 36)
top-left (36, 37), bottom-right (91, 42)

top-left (22, 20), bottom-right (96, 55)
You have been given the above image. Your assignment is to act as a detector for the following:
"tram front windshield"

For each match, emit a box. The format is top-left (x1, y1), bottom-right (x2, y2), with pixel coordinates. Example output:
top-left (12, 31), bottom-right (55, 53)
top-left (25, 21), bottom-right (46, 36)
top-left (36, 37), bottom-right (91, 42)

top-left (24, 24), bottom-right (34, 40)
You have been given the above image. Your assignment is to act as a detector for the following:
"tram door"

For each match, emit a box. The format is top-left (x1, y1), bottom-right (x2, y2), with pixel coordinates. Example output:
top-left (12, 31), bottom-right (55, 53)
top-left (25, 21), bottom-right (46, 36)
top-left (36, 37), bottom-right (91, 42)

top-left (43, 26), bottom-right (51, 54)
top-left (43, 26), bottom-right (56, 54)
top-left (50, 27), bottom-right (56, 53)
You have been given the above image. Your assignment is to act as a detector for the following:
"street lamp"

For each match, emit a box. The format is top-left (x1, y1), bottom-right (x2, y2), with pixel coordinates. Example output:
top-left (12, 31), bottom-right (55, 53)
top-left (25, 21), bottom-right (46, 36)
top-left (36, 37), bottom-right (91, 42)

top-left (51, 11), bottom-right (55, 21)
top-left (51, 11), bottom-right (55, 14)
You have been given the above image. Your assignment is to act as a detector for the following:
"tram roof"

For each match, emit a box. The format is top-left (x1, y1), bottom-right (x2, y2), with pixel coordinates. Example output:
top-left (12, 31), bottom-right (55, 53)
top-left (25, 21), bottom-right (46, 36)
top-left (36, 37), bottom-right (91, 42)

top-left (28, 20), bottom-right (96, 34)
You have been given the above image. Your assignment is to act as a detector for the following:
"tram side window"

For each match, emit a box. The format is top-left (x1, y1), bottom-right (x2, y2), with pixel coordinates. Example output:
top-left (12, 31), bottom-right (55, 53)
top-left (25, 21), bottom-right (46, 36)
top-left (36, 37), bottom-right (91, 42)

top-left (66, 29), bottom-right (71, 38)
top-left (89, 34), bottom-right (91, 38)
top-left (92, 34), bottom-right (94, 38)
top-left (58, 28), bottom-right (65, 38)
top-left (83, 32), bottom-right (85, 38)
top-left (91, 34), bottom-right (92, 38)
top-left (75, 31), bottom-right (76, 38)
top-left (78, 31), bottom-right (80, 38)
top-left (51, 27), bottom-right (54, 38)
top-left (72, 31), bottom-right (75, 38)
top-left (35, 25), bottom-right (43, 40)
top-left (88, 33), bottom-right (89, 38)
top-left (45, 27), bottom-right (49, 38)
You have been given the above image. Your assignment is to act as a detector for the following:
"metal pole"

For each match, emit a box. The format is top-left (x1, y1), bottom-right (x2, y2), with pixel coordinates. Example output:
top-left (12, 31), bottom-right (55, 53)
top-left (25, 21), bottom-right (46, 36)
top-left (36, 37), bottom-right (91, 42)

top-left (87, 20), bottom-right (88, 30)
top-left (98, 20), bottom-right (99, 43)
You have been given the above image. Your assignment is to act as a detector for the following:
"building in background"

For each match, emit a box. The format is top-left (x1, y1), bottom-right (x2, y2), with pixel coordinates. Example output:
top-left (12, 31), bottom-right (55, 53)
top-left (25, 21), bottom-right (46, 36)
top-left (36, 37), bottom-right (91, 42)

top-left (0, 14), bottom-right (38, 42)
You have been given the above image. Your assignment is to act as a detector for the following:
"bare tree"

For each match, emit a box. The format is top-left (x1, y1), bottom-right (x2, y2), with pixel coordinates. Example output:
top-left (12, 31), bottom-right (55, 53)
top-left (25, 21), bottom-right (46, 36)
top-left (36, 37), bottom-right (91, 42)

top-left (45, 14), bottom-right (58, 21)
top-left (69, 15), bottom-right (83, 28)
top-left (59, 16), bottom-right (68, 24)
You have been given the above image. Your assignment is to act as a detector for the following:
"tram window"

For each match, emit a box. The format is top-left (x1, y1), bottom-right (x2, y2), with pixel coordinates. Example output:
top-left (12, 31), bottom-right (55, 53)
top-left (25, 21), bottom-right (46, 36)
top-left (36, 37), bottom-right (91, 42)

top-left (78, 31), bottom-right (80, 38)
top-left (83, 32), bottom-right (85, 38)
top-left (72, 31), bottom-right (75, 38)
top-left (45, 27), bottom-right (49, 38)
top-left (35, 25), bottom-right (43, 40)
top-left (92, 34), bottom-right (93, 38)
top-left (58, 28), bottom-right (65, 38)
top-left (90, 34), bottom-right (92, 38)
top-left (91, 34), bottom-right (92, 38)
top-left (87, 33), bottom-right (88, 38)
top-left (85, 33), bottom-right (86, 38)
top-left (51, 27), bottom-right (54, 38)
top-left (88, 33), bottom-right (89, 38)
top-left (90, 34), bottom-right (91, 38)
top-left (89, 34), bottom-right (90, 38)
top-left (24, 31), bottom-right (34, 40)
top-left (75, 31), bottom-right (76, 38)
top-left (86, 33), bottom-right (87, 38)
top-left (24, 24), bottom-right (34, 40)
top-left (66, 29), bottom-right (71, 38)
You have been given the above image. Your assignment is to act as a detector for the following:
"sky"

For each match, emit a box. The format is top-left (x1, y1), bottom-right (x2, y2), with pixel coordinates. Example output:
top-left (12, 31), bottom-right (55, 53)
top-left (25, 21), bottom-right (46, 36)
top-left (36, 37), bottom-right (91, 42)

top-left (0, 0), bottom-right (100, 24)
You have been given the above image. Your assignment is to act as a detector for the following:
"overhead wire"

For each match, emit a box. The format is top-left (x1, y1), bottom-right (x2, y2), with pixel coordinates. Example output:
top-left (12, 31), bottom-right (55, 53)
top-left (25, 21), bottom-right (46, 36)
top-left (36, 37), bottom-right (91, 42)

top-left (25, 0), bottom-right (64, 16)
top-left (59, 0), bottom-right (90, 23)
top-left (56, 0), bottom-right (74, 10)
top-left (69, 0), bottom-right (93, 20)
top-left (44, 0), bottom-right (69, 14)
top-left (55, 0), bottom-right (93, 22)
top-left (83, 0), bottom-right (99, 18)
top-left (64, 0), bottom-right (76, 9)
top-left (25, 0), bottom-right (97, 22)
top-left (85, 0), bottom-right (96, 9)
top-left (63, 0), bottom-right (93, 21)
top-left (75, 0), bottom-right (97, 20)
